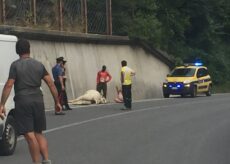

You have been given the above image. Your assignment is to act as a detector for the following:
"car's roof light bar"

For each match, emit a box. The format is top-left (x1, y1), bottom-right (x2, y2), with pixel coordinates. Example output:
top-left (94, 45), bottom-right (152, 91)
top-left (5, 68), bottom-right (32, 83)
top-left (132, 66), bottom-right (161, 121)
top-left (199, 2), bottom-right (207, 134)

top-left (183, 62), bottom-right (203, 67)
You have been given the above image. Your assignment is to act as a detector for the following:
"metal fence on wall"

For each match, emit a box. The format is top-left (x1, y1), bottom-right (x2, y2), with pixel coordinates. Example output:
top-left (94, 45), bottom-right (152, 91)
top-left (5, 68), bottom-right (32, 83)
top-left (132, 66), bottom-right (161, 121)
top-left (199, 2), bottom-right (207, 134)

top-left (87, 0), bottom-right (106, 34)
top-left (0, 0), bottom-right (113, 35)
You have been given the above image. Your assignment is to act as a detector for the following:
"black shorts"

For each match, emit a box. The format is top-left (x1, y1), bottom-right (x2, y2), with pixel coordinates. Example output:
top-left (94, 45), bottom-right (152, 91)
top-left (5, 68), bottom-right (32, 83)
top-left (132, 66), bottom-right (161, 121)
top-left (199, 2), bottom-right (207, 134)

top-left (14, 94), bottom-right (46, 135)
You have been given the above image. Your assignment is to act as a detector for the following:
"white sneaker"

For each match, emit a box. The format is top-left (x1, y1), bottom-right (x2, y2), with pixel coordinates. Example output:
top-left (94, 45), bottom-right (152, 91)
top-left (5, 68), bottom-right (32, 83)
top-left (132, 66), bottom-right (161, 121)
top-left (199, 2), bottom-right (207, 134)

top-left (42, 160), bottom-right (52, 164)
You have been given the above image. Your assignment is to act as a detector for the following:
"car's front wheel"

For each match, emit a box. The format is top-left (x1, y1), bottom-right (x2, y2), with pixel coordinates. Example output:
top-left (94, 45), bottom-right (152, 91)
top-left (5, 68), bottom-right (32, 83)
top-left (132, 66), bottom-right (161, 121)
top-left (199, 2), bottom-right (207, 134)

top-left (181, 94), bottom-right (186, 98)
top-left (191, 86), bottom-right (197, 98)
top-left (0, 115), bottom-right (17, 156)
top-left (163, 93), bottom-right (170, 98)
top-left (206, 85), bottom-right (212, 96)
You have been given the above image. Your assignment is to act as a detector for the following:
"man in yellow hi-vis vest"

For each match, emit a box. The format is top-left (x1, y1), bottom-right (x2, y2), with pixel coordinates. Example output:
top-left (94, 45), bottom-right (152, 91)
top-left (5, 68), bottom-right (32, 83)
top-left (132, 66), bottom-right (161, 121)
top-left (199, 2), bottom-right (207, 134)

top-left (120, 60), bottom-right (135, 110)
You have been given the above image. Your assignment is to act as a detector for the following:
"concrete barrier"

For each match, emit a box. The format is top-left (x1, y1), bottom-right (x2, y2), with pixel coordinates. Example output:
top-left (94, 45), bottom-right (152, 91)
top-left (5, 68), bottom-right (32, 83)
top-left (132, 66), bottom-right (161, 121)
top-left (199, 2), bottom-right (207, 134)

top-left (0, 27), bottom-right (172, 108)
top-left (29, 40), bottom-right (170, 108)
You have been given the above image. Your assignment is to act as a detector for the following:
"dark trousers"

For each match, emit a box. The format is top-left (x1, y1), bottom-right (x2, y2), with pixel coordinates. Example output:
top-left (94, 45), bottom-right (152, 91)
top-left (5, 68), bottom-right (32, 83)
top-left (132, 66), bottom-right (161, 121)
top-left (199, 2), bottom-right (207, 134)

top-left (54, 81), bottom-right (62, 112)
top-left (62, 90), bottom-right (70, 109)
top-left (54, 81), bottom-right (70, 109)
top-left (122, 85), bottom-right (132, 108)
top-left (54, 81), bottom-right (62, 97)
top-left (96, 82), bottom-right (107, 98)
top-left (62, 79), bottom-right (70, 109)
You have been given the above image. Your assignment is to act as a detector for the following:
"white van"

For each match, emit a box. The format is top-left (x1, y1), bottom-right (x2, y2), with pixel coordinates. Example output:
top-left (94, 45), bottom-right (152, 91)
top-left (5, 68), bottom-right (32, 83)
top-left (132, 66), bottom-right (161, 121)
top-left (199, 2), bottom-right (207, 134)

top-left (0, 34), bottom-right (18, 155)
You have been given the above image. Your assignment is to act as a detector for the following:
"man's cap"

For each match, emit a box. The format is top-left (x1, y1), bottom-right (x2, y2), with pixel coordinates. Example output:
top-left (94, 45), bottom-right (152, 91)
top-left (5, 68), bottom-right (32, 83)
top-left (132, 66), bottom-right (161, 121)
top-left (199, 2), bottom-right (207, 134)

top-left (56, 57), bottom-right (64, 62)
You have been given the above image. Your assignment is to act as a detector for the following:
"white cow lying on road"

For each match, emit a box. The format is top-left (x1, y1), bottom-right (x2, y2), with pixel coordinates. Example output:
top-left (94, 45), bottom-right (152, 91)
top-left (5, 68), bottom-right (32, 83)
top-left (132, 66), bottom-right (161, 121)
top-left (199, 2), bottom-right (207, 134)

top-left (69, 90), bottom-right (107, 105)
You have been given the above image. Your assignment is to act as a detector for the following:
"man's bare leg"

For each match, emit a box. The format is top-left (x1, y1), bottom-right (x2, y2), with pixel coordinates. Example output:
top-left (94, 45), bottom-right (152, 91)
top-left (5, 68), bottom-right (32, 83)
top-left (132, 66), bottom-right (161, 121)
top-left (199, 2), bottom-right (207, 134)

top-left (24, 132), bottom-right (41, 163)
top-left (35, 133), bottom-right (49, 160)
top-left (35, 132), bottom-right (49, 161)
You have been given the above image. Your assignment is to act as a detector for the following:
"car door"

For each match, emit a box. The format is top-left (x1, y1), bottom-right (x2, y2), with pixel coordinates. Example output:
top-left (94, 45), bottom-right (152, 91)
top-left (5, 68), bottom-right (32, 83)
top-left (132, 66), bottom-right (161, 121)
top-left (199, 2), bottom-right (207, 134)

top-left (196, 68), bottom-right (210, 92)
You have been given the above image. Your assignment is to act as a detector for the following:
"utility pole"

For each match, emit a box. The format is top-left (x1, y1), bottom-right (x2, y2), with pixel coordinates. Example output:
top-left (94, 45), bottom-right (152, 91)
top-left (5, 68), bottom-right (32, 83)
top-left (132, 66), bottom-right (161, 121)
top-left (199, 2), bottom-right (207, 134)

top-left (106, 0), bottom-right (112, 35)
top-left (32, 0), bottom-right (36, 25)
top-left (0, 0), bottom-right (6, 24)
top-left (81, 0), bottom-right (88, 33)
top-left (59, 0), bottom-right (63, 31)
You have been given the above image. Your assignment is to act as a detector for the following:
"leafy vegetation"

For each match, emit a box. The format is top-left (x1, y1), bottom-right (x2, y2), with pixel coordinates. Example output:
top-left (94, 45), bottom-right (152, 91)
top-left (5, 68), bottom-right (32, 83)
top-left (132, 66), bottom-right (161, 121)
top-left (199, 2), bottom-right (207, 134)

top-left (3, 0), bottom-right (229, 91)
top-left (112, 0), bottom-right (230, 91)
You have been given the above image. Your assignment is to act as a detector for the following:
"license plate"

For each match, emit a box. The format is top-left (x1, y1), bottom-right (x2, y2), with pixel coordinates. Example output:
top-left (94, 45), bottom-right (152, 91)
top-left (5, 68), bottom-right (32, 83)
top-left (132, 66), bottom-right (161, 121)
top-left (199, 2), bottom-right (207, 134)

top-left (172, 87), bottom-right (177, 90)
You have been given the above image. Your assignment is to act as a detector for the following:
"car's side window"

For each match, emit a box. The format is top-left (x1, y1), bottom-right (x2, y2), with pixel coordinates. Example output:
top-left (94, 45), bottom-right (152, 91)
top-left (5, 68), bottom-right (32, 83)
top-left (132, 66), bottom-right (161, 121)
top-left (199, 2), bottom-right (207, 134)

top-left (197, 69), bottom-right (202, 78)
top-left (197, 68), bottom-right (208, 78)
top-left (202, 69), bottom-right (208, 76)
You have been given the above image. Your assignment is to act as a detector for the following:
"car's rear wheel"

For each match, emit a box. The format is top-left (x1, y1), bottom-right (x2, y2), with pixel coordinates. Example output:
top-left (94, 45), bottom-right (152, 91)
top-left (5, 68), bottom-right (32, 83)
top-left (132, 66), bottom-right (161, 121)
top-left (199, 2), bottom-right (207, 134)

top-left (0, 115), bottom-right (17, 156)
top-left (191, 86), bottom-right (197, 98)
top-left (163, 93), bottom-right (170, 98)
top-left (205, 85), bottom-right (212, 96)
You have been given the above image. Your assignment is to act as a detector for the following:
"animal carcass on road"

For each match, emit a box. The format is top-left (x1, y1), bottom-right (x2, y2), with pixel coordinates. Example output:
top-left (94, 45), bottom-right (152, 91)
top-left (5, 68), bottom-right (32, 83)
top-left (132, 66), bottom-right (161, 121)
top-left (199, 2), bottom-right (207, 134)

top-left (69, 90), bottom-right (107, 105)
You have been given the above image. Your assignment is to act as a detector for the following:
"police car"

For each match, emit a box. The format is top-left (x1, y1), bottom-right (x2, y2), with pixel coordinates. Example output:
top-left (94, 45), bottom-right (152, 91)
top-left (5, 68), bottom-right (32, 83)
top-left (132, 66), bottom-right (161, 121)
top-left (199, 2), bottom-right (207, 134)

top-left (162, 62), bottom-right (212, 98)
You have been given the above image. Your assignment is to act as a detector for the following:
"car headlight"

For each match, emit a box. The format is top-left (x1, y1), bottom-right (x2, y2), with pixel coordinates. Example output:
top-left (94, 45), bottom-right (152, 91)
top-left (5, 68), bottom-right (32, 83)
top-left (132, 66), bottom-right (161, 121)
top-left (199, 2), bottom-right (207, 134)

top-left (163, 79), bottom-right (168, 87)
top-left (183, 80), bottom-right (191, 84)
top-left (184, 84), bottom-right (190, 87)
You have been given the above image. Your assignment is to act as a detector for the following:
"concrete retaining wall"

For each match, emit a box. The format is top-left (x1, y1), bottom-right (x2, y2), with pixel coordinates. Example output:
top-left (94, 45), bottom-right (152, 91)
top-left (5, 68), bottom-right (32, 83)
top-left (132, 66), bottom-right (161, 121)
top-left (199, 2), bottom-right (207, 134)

top-left (28, 40), bottom-right (170, 108)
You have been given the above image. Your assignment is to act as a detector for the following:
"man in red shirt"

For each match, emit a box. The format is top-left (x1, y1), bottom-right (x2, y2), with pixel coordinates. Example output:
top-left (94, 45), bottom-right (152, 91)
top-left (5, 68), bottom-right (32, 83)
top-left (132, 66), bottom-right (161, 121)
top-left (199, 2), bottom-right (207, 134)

top-left (96, 65), bottom-right (112, 98)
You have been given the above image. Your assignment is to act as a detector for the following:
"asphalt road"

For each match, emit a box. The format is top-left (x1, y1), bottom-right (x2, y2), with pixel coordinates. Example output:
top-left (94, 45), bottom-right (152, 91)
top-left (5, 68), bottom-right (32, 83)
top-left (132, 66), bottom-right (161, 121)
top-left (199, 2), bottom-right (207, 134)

top-left (1, 93), bottom-right (230, 164)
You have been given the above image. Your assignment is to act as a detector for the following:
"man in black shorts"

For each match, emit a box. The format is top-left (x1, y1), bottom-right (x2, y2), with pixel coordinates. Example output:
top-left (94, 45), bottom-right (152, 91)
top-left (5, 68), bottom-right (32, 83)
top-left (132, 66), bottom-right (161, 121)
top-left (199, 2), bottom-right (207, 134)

top-left (0, 39), bottom-right (62, 164)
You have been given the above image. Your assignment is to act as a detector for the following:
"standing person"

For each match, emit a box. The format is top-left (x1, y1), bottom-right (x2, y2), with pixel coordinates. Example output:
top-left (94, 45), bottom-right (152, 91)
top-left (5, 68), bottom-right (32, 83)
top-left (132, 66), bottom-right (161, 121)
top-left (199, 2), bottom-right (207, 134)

top-left (52, 57), bottom-right (65, 115)
top-left (96, 65), bottom-right (112, 98)
top-left (61, 60), bottom-right (72, 110)
top-left (0, 39), bottom-right (62, 164)
top-left (120, 60), bottom-right (135, 110)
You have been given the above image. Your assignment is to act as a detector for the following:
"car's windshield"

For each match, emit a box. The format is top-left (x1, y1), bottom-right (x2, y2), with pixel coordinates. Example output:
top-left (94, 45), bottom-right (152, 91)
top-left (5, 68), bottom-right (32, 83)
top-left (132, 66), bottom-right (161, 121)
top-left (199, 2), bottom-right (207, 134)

top-left (170, 68), bottom-right (196, 77)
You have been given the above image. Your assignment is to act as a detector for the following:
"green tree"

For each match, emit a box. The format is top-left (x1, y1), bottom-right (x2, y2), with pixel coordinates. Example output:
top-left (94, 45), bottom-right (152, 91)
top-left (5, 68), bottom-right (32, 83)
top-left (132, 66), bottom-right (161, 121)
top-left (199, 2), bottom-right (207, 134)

top-left (112, 0), bottom-right (230, 90)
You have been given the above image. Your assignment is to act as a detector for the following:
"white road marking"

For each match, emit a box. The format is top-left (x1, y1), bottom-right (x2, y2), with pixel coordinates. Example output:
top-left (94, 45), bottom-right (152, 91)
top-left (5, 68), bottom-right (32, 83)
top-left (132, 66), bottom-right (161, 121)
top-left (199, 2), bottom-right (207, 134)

top-left (17, 98), bottom-right (219, 142)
